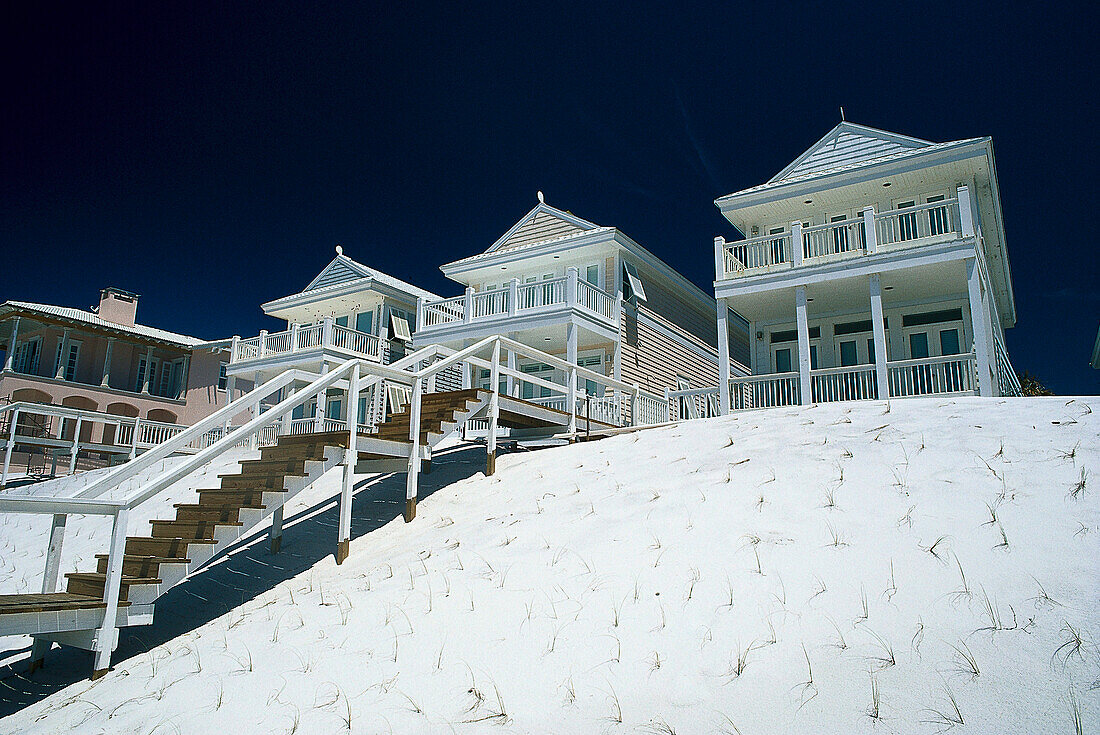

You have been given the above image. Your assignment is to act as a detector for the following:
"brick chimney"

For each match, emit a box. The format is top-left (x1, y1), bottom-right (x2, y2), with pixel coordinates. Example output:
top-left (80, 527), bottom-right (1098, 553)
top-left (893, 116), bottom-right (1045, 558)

top-left (98, 287), bottom-right (139, 327)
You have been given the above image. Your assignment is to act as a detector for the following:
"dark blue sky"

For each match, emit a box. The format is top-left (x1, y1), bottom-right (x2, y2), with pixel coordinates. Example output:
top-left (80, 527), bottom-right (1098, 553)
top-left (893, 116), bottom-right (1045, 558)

top-left (3, 3), bottom-right (1097, 393)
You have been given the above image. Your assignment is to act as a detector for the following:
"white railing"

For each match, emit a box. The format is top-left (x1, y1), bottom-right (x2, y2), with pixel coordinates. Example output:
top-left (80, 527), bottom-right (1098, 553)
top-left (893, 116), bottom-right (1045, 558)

top-left (231, 321), bottom-right (379, 364)
top-left (802, 220), bottom-right (866, 261)
top-left (422, 297), bottom-right (465, 327)
top-left (811, 364), bottom-right (878, 403)
top-left (473, 289), bottom-right (510, 318)
top-left (419, 270), bottom-right (617, 334)
top-left (875, 199), bottom-right (960, 247)
top-left (577, 279), bottom-right (615, 320)
top-left (725, 232), bottom-right (792, 274)
top-left (665, 387), bottom-right (722, 421)
top-left (887, 353), bottom-right (976, 398)
top-left (992, 334), bottom-right (1021, 397)
top-left (517, 278), bottom-right (566, 311)
top-left (729, 372), bottom-right (801, 411)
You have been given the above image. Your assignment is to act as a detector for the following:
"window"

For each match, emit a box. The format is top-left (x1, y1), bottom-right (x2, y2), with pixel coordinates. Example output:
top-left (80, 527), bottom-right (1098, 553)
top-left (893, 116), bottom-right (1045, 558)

top-left (909, 332), bottom-right (930, 360)
top-left (775, 348), bottom-right (792, 373)
top-left (939, 328), bottom-right (961, 356)
top-left (355, 311), bottom-right (373, 334)
top-left (868, 338), bottom-right (877, 363)
top-left (809, 345), bottom-right (819, 370)
top-left (217, 362), bottom-right (228, 390)
top-left (768, 227), bottom-right (787, 263)
top-left (14, 337), bottom-right (40, 375)
top-left (335, 315), bottom-right (349, 327)
top-left (62, 340), bottom-right (80, 382)
top-left (389, 313), bottom-right (412, 342)
top-left (158, 359), bottom-right (174, 396)
top-left (135, 357), bottom-right (148, 392)
top-left (839, 340), bottom-right (858, 367)
top-left (622, 261), bottom-right (647, 302)
top-left (520, 362), bottom-right (554, 399)
top-left (585, 264), bottom-right (600, 286)
top-left (896, 200), bottom-right (918, 241)
top-left (830, 214), bottom-right (850, 253)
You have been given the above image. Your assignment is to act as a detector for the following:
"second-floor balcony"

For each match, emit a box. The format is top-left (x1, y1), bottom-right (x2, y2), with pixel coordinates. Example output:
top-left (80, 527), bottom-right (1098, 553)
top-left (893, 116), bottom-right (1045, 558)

top-left (230, 320), bottom-right (383, 367)
top-left (717, 186), bottom-right (974, 281)
top-left (418, 268), bottom-right (618, 338)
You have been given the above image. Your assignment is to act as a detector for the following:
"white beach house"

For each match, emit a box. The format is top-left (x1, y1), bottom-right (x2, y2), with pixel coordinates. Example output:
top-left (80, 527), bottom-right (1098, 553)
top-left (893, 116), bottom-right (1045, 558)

top-left (712, 122), bottom-right (1020, 412)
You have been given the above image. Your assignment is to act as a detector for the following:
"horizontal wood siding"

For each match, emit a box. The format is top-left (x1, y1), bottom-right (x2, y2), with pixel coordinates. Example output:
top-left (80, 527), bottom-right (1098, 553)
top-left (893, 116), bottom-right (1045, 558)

top-left (630, 261), bottom-right (716, 348)
top-left (497, 212), bottom-right (585, 251)
top-left (619, 305), bottom-right (718, 393)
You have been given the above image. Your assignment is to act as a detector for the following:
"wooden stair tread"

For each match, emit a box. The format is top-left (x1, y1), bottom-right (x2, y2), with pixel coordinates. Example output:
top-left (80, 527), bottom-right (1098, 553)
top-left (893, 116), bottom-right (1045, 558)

top-left (65, 572), bottom-right (162, 585)
top-left (0, 593), bottom-right (131, 614)
top-left (127, 536), bottom-right (219, 545)
top-left (94, 554), bottom-right (190, 564)
top-left (151, 519), bottom-right (244, 527)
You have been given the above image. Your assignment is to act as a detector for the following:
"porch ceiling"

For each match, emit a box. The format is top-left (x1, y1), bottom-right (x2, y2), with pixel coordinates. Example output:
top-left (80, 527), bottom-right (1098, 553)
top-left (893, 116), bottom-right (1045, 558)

top-left (731, 259), bottom-right (969, 325)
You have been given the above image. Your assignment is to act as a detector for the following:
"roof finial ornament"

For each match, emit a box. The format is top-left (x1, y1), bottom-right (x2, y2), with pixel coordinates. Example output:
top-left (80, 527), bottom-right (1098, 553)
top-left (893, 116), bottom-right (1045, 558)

top-left (537, 190), bottom-right (545, 204)
top-left (840, 106), bottom-right (846, 122)
top-left (335, 244), bottom-right (343, 256)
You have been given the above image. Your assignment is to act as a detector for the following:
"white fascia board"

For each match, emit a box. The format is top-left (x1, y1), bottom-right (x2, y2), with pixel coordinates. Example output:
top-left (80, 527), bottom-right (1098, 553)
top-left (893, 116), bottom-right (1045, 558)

top-left (716, 139), bottom-right (990, 213)
top-left (979, 141), bottom-right (1016, 327)
top-left (261, 277), bottom-right (376, 313)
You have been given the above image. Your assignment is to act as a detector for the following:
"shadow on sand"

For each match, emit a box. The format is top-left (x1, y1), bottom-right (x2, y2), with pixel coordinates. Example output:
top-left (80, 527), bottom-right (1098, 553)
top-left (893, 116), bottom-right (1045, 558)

top-left (0, 443), bottom-right (493, 718)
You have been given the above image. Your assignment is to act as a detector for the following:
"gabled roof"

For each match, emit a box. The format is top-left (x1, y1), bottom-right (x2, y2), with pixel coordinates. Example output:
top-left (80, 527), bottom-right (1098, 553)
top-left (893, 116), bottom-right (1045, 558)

top-left (1, 301), bottom-right (203, 348)
top-left (302, 254), bottom-right (438, 302)
top-left (484, 199), bottom-right (600, 254)
top-left (769, 122), bottom-right (933, 183)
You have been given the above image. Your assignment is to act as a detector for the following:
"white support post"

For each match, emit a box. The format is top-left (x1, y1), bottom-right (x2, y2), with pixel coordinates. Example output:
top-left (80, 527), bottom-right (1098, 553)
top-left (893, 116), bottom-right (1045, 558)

top-left (795, 286), bottom-right (812, 405)
top-left (967, 258), bottom-right (994, 396)
top-left (290, 323), bottom-right (299, 350)
top-left (415, 298), bottom-right (425, 338)
top-left (506, 344), bottom-right (516, 397)
top-left (463, 287), bottom-right (474, 324)
top-left (714, 235), bottom-right (727, 280)
top-left (258, 330), bottom-right (268, 357)
top-left (28, 512), bottom-right (67, 670)
top-left (140, 346), bottom-right (154, 393)
top-left (68, 417), bottom-right (82, 475)
top-left (508, 278), bottom-right (519, 317)
top-left (405, 376), bottom-right (423, 521)
top-left (790, 221), bottom-right (804, 267)
top-left (567, 366), bottom-right (577, 434)
top-left (249, 370), bottom-right (262, 450)
top-left (2, 409), bottom-right (17, 487)
top-left (230, 334), bottom-right (240, 363)
top-left (55, 329), bottom-right (71, 380)
top-left (322, 316), bottom-right (334, 349)
top-left (487, 339), bottom-right (500, 475)
top-left (862, 206), bottom-right (877, 253)
top-left (460, 341), bottom-right (472, 389)
top-left (566, 320), bottom-right (578, 428)
top-left (869, 274), bottom-right (890, 399)
top-left (92, 507), bottom-right (128, 679)
top-left (129, 417), bottom-right (141, 459)
top-left (566, 266), bottom-right (579, 305)
top-left (957, 185), bottom-right (975, 238)
top-left (631, 383), bottom-right (641, 427)
top-left (313, 363), bottom-right (330, 432)
top-left (2, 315), bottom-right (18, 372)
top-left (337, 362), bottom-right (360, 564)
top-left (716, 297), bottom-right (731, 415)
top-left (223, 374), bottom-right (236, 433)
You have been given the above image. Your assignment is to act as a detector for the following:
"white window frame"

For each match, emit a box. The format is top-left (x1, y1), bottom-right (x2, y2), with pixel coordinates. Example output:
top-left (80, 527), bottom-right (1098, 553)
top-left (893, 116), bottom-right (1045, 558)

top-left (217, 362), bottom-right (228, 391)
top-left (63, 340), bottom-right (81, 382)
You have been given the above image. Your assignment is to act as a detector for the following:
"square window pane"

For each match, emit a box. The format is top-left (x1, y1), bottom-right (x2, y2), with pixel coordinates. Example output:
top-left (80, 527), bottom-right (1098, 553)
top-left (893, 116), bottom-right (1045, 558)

top-left (939, 329), bottom-right (960, 356)
top-left (909, 332), bottom-right (930, 359)
top-left (840, 341), bottom-right (857, 367)
top-left (775, 348), bottom-right (791, 373)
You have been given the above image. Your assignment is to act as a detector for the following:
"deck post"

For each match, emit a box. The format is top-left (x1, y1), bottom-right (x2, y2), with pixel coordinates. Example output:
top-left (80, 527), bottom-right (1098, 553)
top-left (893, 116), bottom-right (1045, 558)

top-left (966, 258), bottom-right (994, 396)
top-left (322, 316), bottom-right (334, 349)
top-left (508, 279), bottom-right (519, 317)
top-left (313, 363), bottom-right (329, 432)
top-left (957, 185), bottom-right (975, 238)
top-left (713, 236), bottom-right (726, 280)
top-left (92, 506), bottom-right (128, 679)
top-left (869, 274), bottom-right (890, 398)
top-left (795, 286), bottom-right (812, 405)
top-left (2, 316), bottom-right (18, 372)
top-left (405, 376), bottom-right (423, 521)
top-left (463, 287), bottom-right (474, 325)
top-left (68, 417), bottom-right (83, 475)
top-left (290, 323), bottom-right (300, 350)
top-left (862, 206), bottom-right (878, 254)
top-left (2, 409), bottom-right (18, 487)
top-left (716, 296), bottom-right (731, 415)
top-left (487, 339), bottom-right (500, 475)
top-left (28, 512), bottom-right (68, 671)
top-left (631, 383), bottom-right (641, 426)
top-left (258, 330), bottom-right (268, 358)
top-left (100, 337), bottom-right (114, 387)
top-left (567, 367), bottom-right (577, 434)
top-left (506, 342), bottom-right (516, 397)
top-left (790, 221), bottom-right (804, 267)
top-left (337, 363), bottom-right (360, 564)
top-left (129, 417), bottom-right (141, 459)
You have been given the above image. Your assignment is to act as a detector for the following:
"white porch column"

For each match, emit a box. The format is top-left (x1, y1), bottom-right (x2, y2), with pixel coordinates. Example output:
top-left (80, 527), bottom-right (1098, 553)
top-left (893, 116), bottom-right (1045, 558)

top-left (68, 417), bottom-right (82, 475)
top-left (2, 409), bottom-right (18, 487)
top-left (55, 329), bottom-right (71, 380)
top-left (790, 221), bottom-right (804, 267)
top-left (487, 340), bottom-right (500, 475)
top-left (506, 341), bottom-right (517, 397)
top-left (463, 287), bottom-right (474, 324)
top-left (321, 317), bottom-right (334, 348)
top-left (313, 363), bottom-right (329, 431)
top-left (566, 320), bottom-right (578, 424)
top-left (176, 355), bottom-right (190, 399)
top-left (862, 206), bottom-right (878, 253)
top-left (869, 274), bottom-right (890, 399)
top-left (100, 337), bottom-right (115, 387)
top-left (461, 340), bottom-right (472, 389)
top-left (140, 346), bottom-right (154, 393)
top-left (957, 185), bottom-right (975, 237)
top-left (415, 298), bottom-right (425, 337)
top-left (3, 316), bottom-right (19, 372)
top-left (716, 297), bottom-right (731, 415)
top-left (713, 236), bottom-right (726, 281)
top-left (566, 266), bottom-right (579, 306)
top-left (508, 279), bottom-right (519, 317)
top-left (795, 286), bottom-right (812, 405)
top-left (967, 258), bottom-right (994, 396)
top-left (258, 330), bottom-right (268, 357)
top-left (290, 323), bottom-right (300, 350)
